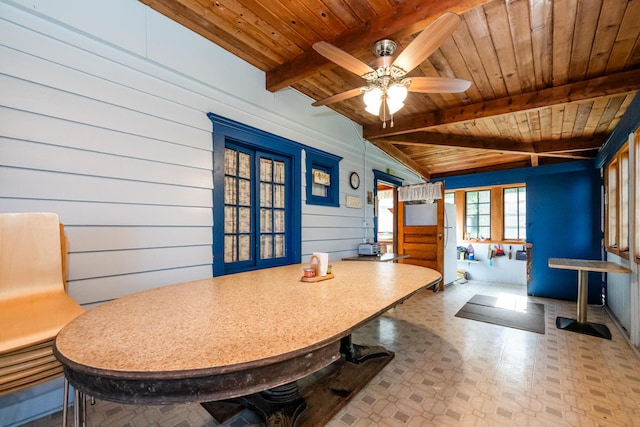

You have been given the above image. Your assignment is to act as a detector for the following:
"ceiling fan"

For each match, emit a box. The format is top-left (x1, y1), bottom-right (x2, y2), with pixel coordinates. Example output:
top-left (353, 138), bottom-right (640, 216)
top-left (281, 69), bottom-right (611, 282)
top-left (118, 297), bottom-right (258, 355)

top-left (311, 12), bottom-right (471, 127)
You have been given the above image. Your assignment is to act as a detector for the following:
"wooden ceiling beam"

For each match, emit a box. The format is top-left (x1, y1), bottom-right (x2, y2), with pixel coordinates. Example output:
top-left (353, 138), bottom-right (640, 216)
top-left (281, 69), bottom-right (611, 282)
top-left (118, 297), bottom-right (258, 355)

top-left (432, 160), bottom-right (533, 178)
top-left (534, 138), bottom-right (604, 153)
top-left (377, 133), bottom-right (535, 152)
top-left (364, 69), bottom-right (640, 138)
top-left (266, 0), bottom-right (494, 92)
top-left (373, 133), bottom-right (603, 159)
top-left (368, 140), bottom-right (431, 181)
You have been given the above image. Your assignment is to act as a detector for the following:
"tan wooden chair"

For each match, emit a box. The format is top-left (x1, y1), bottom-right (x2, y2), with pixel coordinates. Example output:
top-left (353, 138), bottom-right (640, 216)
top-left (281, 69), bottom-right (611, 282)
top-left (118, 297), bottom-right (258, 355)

top-left (0, 212), bottom-right (85, 423)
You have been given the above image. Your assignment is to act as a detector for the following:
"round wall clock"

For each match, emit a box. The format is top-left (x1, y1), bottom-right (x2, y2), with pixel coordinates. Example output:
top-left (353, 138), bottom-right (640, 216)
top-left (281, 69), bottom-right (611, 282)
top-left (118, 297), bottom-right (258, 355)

top-left (349, 172), bottom-right (360, 189)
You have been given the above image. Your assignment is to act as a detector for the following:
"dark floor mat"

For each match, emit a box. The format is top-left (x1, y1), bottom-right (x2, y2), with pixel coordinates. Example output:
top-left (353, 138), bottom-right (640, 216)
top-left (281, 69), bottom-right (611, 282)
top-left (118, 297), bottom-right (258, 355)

top-left (455, 294), bottom-right (545, 334)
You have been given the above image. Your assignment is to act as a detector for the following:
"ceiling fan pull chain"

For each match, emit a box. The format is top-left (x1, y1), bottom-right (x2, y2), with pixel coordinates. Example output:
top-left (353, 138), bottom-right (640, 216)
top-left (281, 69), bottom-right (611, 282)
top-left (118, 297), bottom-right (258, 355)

top-left (381, 100), bottom-right (387, 128)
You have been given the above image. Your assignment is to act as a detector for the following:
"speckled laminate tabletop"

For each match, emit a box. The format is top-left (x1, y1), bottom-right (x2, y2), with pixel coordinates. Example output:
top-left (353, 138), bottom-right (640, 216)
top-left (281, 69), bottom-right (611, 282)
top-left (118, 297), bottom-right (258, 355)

top-left (55, 262), bottom-right (440, 375)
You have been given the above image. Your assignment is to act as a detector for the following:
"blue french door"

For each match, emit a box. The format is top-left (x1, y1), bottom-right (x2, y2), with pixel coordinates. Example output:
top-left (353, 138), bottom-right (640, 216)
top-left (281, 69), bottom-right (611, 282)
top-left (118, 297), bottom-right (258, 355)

top-left (222, 142), bottom-right (291, 274)
top-left (209, 113), bottom-right (302, 276)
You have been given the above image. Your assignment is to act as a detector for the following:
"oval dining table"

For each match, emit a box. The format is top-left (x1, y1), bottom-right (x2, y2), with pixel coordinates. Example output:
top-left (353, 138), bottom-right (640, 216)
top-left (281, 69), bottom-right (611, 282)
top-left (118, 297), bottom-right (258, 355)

top-left (54, 261), bottom-right (440, 426)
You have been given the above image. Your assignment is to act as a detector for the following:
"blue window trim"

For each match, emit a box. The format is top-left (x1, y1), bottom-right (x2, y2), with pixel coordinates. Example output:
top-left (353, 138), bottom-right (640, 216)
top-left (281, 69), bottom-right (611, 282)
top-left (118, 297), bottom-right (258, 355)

top-left (305, 147), bottom-right (342, 207)
top-left (372, 169), bottom-right (404, 242)
top-left (373, 169), bottom-right (404, 187)
top-left (208, 113), bottom-right (302, 276)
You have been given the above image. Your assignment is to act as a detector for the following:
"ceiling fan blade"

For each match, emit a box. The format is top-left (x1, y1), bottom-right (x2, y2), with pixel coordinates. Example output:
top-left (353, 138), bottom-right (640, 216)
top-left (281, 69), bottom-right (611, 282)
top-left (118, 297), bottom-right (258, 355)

top-left (313, 41), bottom-right (375, 77)
top-left (408, 77), bottom-right (471, 93)
top-left (312, 87), bottom-right (365, 107)
top-left (392, 12), bottom-right (461, 74)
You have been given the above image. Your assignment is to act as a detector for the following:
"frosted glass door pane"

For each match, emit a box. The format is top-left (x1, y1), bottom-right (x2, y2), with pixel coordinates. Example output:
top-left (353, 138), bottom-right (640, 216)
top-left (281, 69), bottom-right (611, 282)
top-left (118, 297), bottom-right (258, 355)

top-left (239, 235), bottom-right (251, 261)
top-left (239, 208), bottom-right (251, 233)
top-left (261, 235), bottom-right (273, 259)
top-left (224, 236), bottom-right (235, 262)
top-left (225, 177), bottom-right (236, 204)
top-left (275, 235), bottom-right (284, 257)
top-left (225, 148), bottom-right (237, 174)
top-left (274, 184), bottom-right (285, 208)
top-left (224, 146), bottom-right (289, 267)
top-left (260, 209), bottom-right (272, 232)
top-left (260, 183), bottom-right (272, 207)
top-left (239, 153), bottom-right (251, 178)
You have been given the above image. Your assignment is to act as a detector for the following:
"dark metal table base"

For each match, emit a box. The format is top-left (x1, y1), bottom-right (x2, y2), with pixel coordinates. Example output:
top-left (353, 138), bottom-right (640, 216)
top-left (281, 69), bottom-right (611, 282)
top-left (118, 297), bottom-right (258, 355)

top-left (202, 337), bottom-right (395, 427)
top-left (234, 383), bottom-right (308, 427)
top-left (556, 316), bottom-right (612, 340)
top-left (340, 335), bottom-right (392, 364)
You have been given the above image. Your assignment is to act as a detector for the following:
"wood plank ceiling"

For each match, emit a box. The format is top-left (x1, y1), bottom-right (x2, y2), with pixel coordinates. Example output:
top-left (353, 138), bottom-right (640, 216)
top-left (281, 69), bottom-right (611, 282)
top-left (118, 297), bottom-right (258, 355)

top-left (140, 0), bottom-right (640, 180)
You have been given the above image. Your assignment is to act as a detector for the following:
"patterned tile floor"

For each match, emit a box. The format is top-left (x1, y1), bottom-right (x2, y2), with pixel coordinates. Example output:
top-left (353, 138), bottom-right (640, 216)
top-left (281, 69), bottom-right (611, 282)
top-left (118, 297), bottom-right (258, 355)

top-left (24, 280), bottom-right (640, 427)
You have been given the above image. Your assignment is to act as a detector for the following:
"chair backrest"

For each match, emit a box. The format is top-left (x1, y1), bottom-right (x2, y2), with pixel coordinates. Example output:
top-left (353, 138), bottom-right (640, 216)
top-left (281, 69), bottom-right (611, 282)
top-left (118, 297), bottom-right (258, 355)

top-left (60, 223), bottom-right (68, 287)
top-left (0, 213), bottom-right (65, 300)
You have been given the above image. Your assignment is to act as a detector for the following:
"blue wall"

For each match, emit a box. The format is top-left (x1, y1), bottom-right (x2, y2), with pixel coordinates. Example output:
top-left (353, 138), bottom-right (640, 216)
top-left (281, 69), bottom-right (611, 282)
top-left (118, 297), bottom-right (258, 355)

top-left (436, 160), bottom-right (596, 190)
top-left (526, 168), bottom-right (602, 302)
top-left (433, 160), bottom-right (602, 302)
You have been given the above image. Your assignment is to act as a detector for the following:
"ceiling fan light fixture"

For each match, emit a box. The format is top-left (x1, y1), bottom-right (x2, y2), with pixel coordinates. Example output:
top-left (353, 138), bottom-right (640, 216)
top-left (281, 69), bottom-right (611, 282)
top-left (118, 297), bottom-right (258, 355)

top-left (387, 82), bottom-right (408, 114)
top-left (386, 97), bottom-right (404, 115)
top-left (365, 99), bottom-right (382, 115)
top-left (363, 87), bottom-right (383, 115)
top-left (364, 81), bottom-right (408, 117)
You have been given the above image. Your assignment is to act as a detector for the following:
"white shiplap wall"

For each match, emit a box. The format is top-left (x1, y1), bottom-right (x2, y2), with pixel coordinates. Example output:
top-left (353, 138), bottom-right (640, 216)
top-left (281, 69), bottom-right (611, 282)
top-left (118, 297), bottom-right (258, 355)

top-left (0, 0), bottom-right (420, 310)
top-left (1, 2), bottom-right (214, 307)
